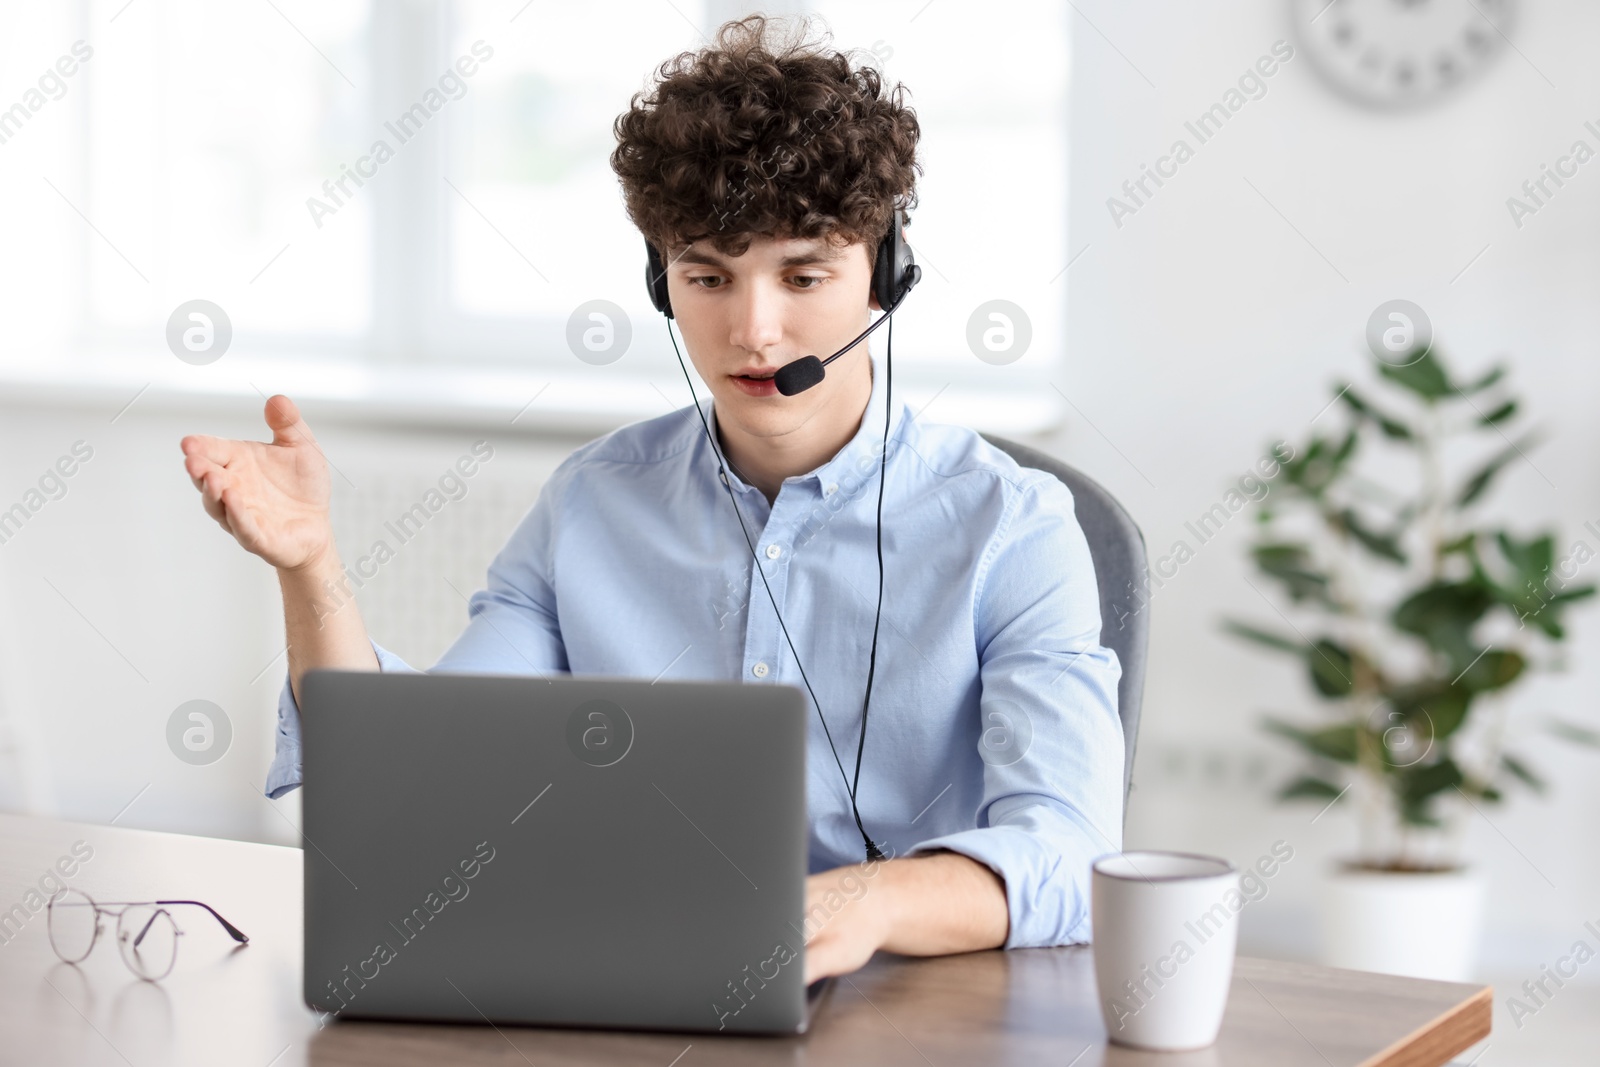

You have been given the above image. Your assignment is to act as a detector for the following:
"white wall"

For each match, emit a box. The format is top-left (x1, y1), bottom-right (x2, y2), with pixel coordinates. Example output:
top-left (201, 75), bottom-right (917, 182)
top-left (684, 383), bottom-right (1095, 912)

top-left (1059, 0), bottom-right (1600, 971)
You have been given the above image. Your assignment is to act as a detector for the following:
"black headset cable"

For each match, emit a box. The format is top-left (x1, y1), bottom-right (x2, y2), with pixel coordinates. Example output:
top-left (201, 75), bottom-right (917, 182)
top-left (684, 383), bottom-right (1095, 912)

top-left (665, 317), bottom-right (892, 862)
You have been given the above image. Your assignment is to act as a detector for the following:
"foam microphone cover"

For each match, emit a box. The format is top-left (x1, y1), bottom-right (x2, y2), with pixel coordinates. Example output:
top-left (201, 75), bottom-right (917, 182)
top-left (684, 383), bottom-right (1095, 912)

top-left (775, 356), bottom-right (825, 396)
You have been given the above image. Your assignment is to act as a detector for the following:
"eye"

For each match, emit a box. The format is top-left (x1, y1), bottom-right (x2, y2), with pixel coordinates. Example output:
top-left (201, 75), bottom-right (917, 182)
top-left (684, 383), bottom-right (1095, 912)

top-left (687, 275), bottom-right (724, 290)
top-left (789, 275), bottom-right (825, 290)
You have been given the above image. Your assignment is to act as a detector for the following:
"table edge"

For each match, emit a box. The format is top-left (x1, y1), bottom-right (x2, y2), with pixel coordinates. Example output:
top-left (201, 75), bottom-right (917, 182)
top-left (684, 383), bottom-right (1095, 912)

top-left (1359, 982), bottom-right (1493, 1067)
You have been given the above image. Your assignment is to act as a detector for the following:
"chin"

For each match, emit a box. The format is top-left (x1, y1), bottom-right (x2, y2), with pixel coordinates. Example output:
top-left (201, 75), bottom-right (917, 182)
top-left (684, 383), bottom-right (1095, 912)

top-left (719, 389), bottom-right (807, 433)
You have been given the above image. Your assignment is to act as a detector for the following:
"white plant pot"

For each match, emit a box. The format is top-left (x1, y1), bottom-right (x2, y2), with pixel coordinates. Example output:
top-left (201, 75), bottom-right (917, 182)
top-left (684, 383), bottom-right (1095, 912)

top-left (1319, 865), bottom-right (1486, 981)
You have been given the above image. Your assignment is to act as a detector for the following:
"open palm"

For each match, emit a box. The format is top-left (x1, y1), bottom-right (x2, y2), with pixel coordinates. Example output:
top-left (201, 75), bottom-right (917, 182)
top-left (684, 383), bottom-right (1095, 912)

top-left (180, 395), bottom-right (335, 572)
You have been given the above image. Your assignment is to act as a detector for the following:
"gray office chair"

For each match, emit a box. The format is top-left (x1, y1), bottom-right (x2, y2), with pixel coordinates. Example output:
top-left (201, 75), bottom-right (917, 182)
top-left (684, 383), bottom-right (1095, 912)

top-left (980, 434), bottom-right (1149, 818)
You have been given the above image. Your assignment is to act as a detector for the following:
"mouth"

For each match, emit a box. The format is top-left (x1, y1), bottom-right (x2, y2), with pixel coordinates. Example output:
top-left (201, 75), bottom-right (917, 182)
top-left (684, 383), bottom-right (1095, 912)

top-left (730, 368), bottom-right (781, 397)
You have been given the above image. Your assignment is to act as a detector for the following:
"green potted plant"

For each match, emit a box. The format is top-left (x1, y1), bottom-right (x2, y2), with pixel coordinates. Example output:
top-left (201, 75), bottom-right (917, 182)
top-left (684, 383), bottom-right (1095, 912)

top-left (1223, 343), bottom-right (1596, 980)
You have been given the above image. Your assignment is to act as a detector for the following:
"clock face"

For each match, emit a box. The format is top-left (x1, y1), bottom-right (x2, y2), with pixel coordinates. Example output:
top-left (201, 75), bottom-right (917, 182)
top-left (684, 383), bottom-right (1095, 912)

top-left (1292, 0), bottom-right (1517, 109)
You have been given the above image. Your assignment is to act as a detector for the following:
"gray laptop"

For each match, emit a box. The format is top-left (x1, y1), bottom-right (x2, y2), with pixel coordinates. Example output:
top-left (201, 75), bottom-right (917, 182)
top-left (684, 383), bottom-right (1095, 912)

top-left (299, 668), bottom-right (835, 1035)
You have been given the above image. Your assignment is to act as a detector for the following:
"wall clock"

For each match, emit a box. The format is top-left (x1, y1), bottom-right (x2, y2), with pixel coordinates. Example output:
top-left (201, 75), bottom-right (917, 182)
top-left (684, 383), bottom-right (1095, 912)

top-left (1292, 0), bottom-right (1517, 109)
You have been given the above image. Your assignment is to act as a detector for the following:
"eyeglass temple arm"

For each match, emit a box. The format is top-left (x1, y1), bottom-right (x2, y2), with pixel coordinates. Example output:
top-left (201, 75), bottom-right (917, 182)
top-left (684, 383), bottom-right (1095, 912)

top-left (155, 900), bottom-right (250, 943)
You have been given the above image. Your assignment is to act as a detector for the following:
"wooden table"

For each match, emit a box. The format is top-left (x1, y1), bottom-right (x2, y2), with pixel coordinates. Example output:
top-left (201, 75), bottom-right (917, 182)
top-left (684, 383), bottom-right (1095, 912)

top-left (0, 814), bottom-right (1490, 1066)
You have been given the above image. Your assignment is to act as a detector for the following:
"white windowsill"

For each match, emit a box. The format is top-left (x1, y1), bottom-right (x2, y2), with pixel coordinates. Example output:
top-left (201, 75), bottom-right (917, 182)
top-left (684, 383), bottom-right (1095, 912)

top-left (0, 351), bottom-right (1067, 440)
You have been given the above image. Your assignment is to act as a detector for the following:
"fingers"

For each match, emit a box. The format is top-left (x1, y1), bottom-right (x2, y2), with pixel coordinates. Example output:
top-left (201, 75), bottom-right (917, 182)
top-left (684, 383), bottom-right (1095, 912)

top-left (184, 451), bottom-right (215, 488)
top-left (802, 934), bottom-right (839, 986)
top-left (197, 464), bottom-right (229, 502)
top-left (263, 394), bottom-right (316, 450)
top-left (202, 477), bottom-right (231, 532)
top-left (184, 452), bottom-right (215, 494)
top-left (201, 493), bottom-right (230, 533)
top-left (181, 433), bottom-right (235, 468)
top-left (192, 464), bottom-right (233, 533)
top-left (220, 487), bottom-right (258, 547)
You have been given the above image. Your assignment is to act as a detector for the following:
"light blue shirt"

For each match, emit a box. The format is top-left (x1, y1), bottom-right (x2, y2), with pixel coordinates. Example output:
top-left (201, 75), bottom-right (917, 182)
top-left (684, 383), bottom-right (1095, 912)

top-left (265, 347), bottom-right (1124, 949)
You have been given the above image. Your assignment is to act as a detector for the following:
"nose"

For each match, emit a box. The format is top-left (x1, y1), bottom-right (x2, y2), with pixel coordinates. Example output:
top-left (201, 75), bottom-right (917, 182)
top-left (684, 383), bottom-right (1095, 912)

top-left (727, 275), bottom-right (784, 355)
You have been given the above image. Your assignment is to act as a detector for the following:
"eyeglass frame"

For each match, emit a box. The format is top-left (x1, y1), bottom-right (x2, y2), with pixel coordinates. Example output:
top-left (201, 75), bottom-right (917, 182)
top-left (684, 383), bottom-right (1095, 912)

top-left (46, 888), bottom-right (250, 981)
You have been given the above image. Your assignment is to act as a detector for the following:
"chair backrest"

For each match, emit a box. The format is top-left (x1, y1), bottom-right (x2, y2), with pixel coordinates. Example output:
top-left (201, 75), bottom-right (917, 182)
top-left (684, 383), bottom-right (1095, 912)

top-left (979, 434), bottom-right (1148, 818)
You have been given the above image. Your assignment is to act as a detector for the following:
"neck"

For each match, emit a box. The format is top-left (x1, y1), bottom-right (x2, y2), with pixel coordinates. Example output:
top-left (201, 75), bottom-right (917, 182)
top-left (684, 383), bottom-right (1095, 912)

top-left (718, 352), bottom-right (873, 505)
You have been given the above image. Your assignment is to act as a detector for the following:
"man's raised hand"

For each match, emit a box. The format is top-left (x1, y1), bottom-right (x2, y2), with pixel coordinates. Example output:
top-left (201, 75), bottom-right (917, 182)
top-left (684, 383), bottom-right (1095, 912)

top-left (180, 395), bottom-right (335, 573)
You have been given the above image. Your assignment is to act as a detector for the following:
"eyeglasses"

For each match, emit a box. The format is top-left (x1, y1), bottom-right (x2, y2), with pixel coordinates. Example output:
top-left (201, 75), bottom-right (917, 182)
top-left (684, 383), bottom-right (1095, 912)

top-left (47, 888), bottom-right (250, 981)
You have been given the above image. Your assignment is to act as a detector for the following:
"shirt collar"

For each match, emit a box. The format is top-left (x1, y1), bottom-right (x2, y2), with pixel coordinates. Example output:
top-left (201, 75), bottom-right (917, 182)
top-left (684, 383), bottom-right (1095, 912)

top-left (703, 346), bottom-right (910, 496)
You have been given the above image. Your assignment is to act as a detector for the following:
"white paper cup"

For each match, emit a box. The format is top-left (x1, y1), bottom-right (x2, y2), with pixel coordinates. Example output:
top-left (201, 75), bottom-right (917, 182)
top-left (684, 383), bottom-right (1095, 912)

top-left (1092, 851), bottom-right (1240, 1050)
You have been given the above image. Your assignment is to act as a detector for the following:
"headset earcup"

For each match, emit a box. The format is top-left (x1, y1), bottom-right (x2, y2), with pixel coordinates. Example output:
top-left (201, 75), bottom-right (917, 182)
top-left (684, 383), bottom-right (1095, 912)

top-left (644, 238), bottom-right (673, 319)
top-left (872, 210), bottom-right (915, 310)
top-left (872, 219), bottom-right (895, 311)
top-left (896, 216), bottom-right (916, 295)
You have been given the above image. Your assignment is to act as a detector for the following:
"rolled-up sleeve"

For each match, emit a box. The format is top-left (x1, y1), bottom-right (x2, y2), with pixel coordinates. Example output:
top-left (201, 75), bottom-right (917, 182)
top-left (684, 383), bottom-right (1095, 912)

top-left (904, 474), bottom-right (1125, 949)
top-left (263, 638), bottom-right (418, 799)
top-left (263, 463), bottom-right (573, 799)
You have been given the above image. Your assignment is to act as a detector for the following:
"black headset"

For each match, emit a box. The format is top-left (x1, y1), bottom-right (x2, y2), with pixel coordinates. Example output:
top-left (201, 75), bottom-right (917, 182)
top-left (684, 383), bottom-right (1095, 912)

top-left (646, 211), bottom-right (920, 862)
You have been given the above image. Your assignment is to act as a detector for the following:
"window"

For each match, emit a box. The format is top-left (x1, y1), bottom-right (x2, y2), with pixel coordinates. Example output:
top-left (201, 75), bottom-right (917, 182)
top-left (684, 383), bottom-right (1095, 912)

top-left (6, 0), bottom-right (1069, 431)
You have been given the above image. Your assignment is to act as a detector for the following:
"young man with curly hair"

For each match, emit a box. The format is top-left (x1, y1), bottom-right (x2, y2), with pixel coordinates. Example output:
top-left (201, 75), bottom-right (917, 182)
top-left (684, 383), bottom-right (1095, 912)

top-left (180, 15), bottom-right (1123, 985)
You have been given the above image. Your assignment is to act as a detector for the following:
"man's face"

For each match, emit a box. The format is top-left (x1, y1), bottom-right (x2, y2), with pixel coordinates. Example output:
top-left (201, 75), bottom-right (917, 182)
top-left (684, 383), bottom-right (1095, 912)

top-left (665, 232), bottom-right (879, 440)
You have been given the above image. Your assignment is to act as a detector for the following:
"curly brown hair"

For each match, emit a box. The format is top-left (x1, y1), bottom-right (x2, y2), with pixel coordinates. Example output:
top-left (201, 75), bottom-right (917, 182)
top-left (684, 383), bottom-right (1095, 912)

top-left (609, 14), bottom-right (921, 259)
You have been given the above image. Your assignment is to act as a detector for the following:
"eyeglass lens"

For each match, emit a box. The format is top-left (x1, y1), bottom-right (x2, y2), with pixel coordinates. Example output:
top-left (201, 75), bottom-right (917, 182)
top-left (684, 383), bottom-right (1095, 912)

top-left (116, 905), bottom-right (179, 981)
top-left (47, 888), bottom-right (99, 964)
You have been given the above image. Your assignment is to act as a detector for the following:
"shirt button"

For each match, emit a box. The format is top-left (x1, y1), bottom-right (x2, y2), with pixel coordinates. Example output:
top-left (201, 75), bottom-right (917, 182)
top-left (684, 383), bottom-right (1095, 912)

top-left (752, 661), bottom-right (769, 678)
top-left (719, 469), bottom-right (729, 485)
top-left (824, 483), bottom-right (838, 496)
top-left (765, 543), bottom-right (782, 560)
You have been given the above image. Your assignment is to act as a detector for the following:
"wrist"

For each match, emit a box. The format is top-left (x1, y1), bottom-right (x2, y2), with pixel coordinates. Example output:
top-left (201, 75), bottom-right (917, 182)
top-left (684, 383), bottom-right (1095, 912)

top-left (276, 544), bottom-right (352, 618)
top-left (278, 539), bottom-right (340, 584)
top-left (868, 857), bottom-right (912, 948)
top-left (871, 851), bottom-right (1010, 956)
